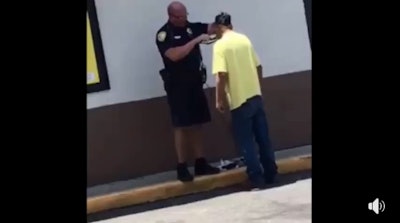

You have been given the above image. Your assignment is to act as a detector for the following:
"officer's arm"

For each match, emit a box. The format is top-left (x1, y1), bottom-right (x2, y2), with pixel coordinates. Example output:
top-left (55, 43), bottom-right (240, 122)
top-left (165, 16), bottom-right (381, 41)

top-left (165, 38), bottom-right (201, 62)
top-left (207, 23), bottom-right (218, 34)
top-left (156, 30), bottom-right (202, 62)
top-left (193, 22), bottom-right (217, 35)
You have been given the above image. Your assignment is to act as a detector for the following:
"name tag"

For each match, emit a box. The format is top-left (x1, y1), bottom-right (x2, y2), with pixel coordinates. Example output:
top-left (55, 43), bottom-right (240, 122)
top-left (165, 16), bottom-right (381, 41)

top-left (174, 36), bottom-right (181, 39)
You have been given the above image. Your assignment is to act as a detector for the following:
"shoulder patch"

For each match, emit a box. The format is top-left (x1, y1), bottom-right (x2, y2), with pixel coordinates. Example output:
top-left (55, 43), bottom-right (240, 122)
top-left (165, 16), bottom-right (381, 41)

top-left (157, 31), bottom-right (166, 42)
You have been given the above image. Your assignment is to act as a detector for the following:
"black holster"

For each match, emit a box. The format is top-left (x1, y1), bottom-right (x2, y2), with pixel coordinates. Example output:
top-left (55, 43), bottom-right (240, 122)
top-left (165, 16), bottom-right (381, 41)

top-left (199, 65), bottom-right (207, 84)
top-left (159, 68), bottom-right (171, 83)
top-left (159, 68), bottom-right (173, 92)
top-left (159, 68), bottom-right (206, 91)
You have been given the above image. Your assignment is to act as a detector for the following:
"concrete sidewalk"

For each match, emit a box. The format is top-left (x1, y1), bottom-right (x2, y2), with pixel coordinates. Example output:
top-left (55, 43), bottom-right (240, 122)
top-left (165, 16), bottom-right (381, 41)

top-left (93, 178), bottom-right (312, 223)
top-left (87, 145), bottom-right (311, 198)
top-left (87, 145), bottom-right (311, 214)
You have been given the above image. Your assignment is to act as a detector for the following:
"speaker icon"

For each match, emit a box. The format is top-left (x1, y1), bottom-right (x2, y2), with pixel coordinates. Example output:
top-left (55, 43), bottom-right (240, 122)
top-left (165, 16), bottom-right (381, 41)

top-left (368, 198), bottom-right (385, 214)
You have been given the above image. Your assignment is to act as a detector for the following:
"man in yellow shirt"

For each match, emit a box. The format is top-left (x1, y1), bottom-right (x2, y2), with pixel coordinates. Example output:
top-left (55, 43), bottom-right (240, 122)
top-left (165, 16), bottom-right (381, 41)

top-left (212, 12), bottom-right (277, 188)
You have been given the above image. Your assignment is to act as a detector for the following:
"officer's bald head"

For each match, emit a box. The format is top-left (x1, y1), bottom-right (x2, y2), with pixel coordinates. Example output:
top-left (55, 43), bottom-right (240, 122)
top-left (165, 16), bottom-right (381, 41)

top-left (167, 1), bottom-right (188, 27)
top-left (167, 1), bottom-right (186, 14)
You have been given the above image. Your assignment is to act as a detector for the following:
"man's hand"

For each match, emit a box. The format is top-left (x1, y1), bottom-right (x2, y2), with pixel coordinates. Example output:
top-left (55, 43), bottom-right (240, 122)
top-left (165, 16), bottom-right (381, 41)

top-left (216, 100), bottom-right (227, 113)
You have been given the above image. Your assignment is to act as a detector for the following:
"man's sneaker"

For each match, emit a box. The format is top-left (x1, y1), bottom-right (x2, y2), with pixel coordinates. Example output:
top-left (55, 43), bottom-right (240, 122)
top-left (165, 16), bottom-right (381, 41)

top-left (194, 158), bottom-right (220, 176)
top-left (177, 163), bottom-right (194, 182)
top-left (239, 178), bottom-right (268, 191)
top-left (264, 171), bottom-right (277, 184)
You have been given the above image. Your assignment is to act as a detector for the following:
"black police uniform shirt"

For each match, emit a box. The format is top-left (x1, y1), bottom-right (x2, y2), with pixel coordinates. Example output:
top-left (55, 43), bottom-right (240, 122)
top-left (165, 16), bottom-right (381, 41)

top-left (156, 22), bottom-right (208, 76)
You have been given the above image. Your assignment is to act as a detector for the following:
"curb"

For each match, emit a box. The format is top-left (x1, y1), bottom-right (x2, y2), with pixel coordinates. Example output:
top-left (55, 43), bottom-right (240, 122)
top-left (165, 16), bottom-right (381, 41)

top-left (87, 155), bottom-right (311, 214)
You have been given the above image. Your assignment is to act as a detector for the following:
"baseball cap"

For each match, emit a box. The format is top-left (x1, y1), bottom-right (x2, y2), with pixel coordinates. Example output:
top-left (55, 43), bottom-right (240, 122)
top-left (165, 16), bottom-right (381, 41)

top-left (214, 12), bottom-right (231, 26)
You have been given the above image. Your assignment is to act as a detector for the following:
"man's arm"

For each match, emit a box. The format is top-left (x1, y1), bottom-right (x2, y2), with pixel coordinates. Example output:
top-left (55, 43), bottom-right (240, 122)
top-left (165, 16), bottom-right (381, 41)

top-left (250, 45), bottom-right (263, 83)
top-left (257, 65), bottom-right (263, 83)
top-left (216, 73), bottom-right (228, 110)
top-left (212, 43), bottom-right (229, 112)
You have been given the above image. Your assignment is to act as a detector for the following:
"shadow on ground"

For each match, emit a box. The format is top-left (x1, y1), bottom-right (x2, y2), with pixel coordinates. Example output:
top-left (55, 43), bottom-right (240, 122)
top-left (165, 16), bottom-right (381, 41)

top-left (87, 170), bottom-right (311, 222)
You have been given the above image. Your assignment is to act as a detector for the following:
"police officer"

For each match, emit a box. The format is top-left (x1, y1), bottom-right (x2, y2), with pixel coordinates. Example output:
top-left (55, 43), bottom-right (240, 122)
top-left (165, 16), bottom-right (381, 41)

top-left (156, 1), bottom-right (220, 182)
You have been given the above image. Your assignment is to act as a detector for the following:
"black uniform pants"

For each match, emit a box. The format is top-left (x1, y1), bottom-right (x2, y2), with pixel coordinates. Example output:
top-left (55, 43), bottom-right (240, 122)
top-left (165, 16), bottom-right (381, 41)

top-left (164, 76), bottom-right (211, 128)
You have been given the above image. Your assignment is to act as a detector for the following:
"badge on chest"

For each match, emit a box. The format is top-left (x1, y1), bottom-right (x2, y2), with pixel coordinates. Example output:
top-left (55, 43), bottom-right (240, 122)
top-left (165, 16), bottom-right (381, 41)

top-left (186, 27), bottom-right (193, 37)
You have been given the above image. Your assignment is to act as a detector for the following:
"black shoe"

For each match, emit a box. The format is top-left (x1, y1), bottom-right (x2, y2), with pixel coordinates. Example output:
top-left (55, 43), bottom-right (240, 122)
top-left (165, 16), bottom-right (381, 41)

top-left (177, 163), bottom-right (194, 182)
top-left (194, 158), bottom-right (220, 176)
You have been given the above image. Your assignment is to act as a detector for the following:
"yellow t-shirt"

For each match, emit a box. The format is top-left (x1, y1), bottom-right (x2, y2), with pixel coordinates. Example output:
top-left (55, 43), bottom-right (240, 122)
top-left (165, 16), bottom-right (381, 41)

top-left (212, 31), bottom-right (261, 110)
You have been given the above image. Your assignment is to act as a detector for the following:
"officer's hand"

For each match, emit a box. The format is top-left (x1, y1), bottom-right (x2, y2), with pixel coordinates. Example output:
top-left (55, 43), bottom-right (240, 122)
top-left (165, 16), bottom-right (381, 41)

top-left (196, 34), bottom-right (210, 43)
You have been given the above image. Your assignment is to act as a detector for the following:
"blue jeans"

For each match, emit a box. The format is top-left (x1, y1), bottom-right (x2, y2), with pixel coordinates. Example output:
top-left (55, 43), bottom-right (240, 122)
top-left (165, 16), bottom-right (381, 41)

top-left (231, 96), bottom-right (277, 184)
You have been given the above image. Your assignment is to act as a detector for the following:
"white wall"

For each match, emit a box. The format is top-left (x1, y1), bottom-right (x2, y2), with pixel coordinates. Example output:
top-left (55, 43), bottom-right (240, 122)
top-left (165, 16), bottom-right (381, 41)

top-left (87, 0), bottom-right (311, 109)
